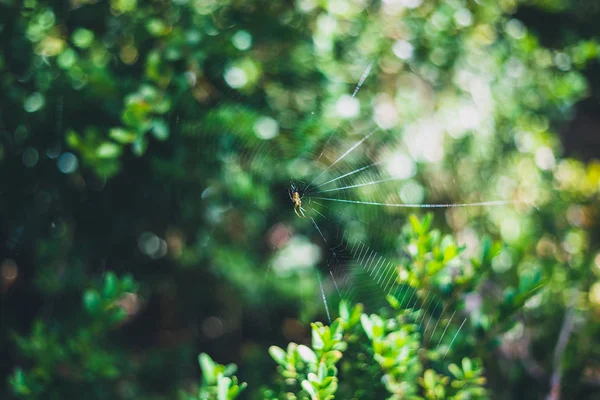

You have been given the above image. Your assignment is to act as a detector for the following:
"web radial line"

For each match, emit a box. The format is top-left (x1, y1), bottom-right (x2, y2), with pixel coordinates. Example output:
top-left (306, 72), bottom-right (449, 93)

top-left (308, 128), bottom-right (378, 188)
top-left (360, 249), bottom-right (371, 268)
top-left (352, 241), bottom-right (362, 258)
top-left (369, 256), bottom-right (383, 280)
top-left (363, 250), bottom-right (375, 271)
top-left (443, 318), bottom-right (467, 359)
top-left (385, 275), bottom-right (399, 296)
top-left (313, 161), bottom-right (382, 190)
top-left (340, 278), bottom-right (353, 300)
top-left (403, 284), bottom-right (418, 309)
top-left (343, 284), bottom-right (357, 302)
top-left (359, 246), bottom-right (370, 266)
top-left (371, 256), bottom-right (384, 278)
top-left (437, 310), bottom-right (456, 348)
top-left (331, 242), bottom-right (344, 252)
top-left (370, 258), bottom-right (381, 280)
top-left (408, 284), bottom-right (423, 312)
top-left (379, 262), bottom-right (394, 287)
top-left (368, 252), bottom-right (378, 272)
top-left (373, 258), bottom-right (387, 283)
top-left (429, 304), bottom-right (448, 342)
top-left (352, 60), bottom-right (374, 98)
top-left (310, 217), bottom-right (329, 246)
top-left (311, 207), bottom-right (327, 219)
top-left (337, 229), bottom-right (346, 244)
top-left (424, 299), bottom-right (440, 335)
top-left (418, 293), bottom-right (432, 330)
top-left (340, 271), bottom-right (351, 288)
top-left (317, 272), bottom-right (332, 324)
top-left (391, 282), bottom-right (405, 299)
top-left (383, 263), bottom-right (397, 292)
top-left (374, 264), bottom-right (388, 287)
top-left (330, 271), bottom-right (342, 296)
top-left (316, 175), bottom-right (406, 194)
top-left (310, 197), bottom-right (519, 208)
top-left (316, 61), bottom-right (375, 163)
top-left (349, 291), bottom-right (359, 305)
top-left (355, 243), bottom-right (365, 264)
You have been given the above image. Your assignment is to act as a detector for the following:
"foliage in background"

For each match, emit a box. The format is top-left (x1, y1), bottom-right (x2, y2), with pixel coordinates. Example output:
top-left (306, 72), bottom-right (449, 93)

top-left (1, 0), bottom-right (600, 399)
top-left (263, 215), bottom-right (495, 400)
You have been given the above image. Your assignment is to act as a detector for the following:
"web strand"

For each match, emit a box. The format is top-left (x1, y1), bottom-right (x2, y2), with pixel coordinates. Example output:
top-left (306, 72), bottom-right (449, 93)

top-left (308, 196), bottom-right (519, 208)
top-left (316, 61), bottom-right (375, 162)
top-left (317, 272), bottom-right (332, 324)
top-left (443, 317), bottom-right (467, 359)
top-left (315, 175), bottom-right (406, 194)
top-left (306, 128), bottom-right (378, 192)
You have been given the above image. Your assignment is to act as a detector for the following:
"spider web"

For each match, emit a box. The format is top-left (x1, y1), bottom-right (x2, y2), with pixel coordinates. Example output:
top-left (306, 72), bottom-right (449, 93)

top-left (184, 3), bottom-right (539, 376)
top-left (220, 61), bottom-right (530, 362)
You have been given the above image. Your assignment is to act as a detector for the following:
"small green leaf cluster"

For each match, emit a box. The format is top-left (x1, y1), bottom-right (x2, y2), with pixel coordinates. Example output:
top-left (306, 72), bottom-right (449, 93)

top-left (83, 272), bottom-right (138, 322)
top-left (258, 215), bottom-right (493, 399)
top-left (262, 299), bottom-right (488, 400)
top-left (9, 273), bottom-right (139, 398)
top-left (181, 353), bottom-right (247, 400)
top-left (361, 312), bottom-right (422, 398)
top-left (267, 320), bottom-right (346, 400)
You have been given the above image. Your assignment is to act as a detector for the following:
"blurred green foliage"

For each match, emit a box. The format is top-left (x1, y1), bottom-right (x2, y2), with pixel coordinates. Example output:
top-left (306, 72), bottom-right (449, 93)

top-left (1, 0), bottom-right (600, 399)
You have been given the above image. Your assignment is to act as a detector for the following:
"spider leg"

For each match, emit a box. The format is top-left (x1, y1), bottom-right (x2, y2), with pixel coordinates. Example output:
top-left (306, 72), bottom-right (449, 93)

top-left (294, 205), bottom-right (302, 218)
top-left (299, 206), bottom-right (308, 218)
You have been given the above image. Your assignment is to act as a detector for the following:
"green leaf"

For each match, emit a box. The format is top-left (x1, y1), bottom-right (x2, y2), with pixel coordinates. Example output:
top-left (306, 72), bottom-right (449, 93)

top-left (443, 243), bottom-right (457, 261)
top-left (321, 376), bottom-right (335, 388)
top-left (132, 137), bottom-right (148, 157)
top-left (199, 353), bottom-right (217, 385)
top-left (409, 215), bottom-right (422, 234)
top-left (234, 382), bottom-right (248, 398)
top-left (103, 272), bottom-right (118, 298)
top-left (361, 314), bottom-right (373, 339)
top-left (223, 363), bottom-right (237, 377)
top-left (323, 350), bottom-right (343, 365)
top-left (301, 379), bottom-right (317, 397)
top-left (72, 28), bottom-right (94, 48)
top-left (317, 361), bottom-right (327, 379)
top-left (83, 289), bottom-right (102, 314)
top-left (423, 369), bottom-right (436, 388)
top-left (151, 119), bottom-right (170, 141)
top-left (462, 357), bottom-right (473, 374)
top-left (330, 319), bottom-right (342, 337)
top-left (217, 375), bottom-right (231, 400)
top-left (480, 237), bottom-right (492, 262)
top-left (297, 345), bottom-right (317, 365)
top-left (421, 213), bottom-right (433, 232)
top-left (448, 363), bottom-right (463, 379)
top-left (268, 346), bottom-right (286, 366)
top-left (66, 130), bottom-right (81, 148)
top-left (96, 142), bottom-right (122, 158)
top-left (386, 293), bottom-right (400, 309)
top-left (109, 128), bottom-right (137, 144)
top-left (9, 368), bottom-right (31, 395)
top-left (339, 300), bottom-right (350, 321)
top-left (311, 323), bottom-right (325, 350)
top-left (146, 18), bottom-right (169, 37)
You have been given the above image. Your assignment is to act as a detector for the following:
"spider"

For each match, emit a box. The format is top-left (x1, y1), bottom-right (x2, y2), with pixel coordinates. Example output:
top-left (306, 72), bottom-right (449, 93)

top-left (288, 182), bottom-right (308, 218)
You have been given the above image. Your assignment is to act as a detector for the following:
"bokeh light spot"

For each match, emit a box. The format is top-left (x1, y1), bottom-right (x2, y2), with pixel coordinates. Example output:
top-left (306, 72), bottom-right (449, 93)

top-left (232, 30), bottom-right (252, 50)
top-left (254, 116), bottom-right (279, 140)
top-left (336, 95), bottom-right (360, 119)
top-left (24, 93), bottom-right (45, 113)
top-left (57, 152), bottom-right (78, 174)
top-left (22, 147), bottom-right (39, 168)
top-left (224, 66), bottom-right (247, 88)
